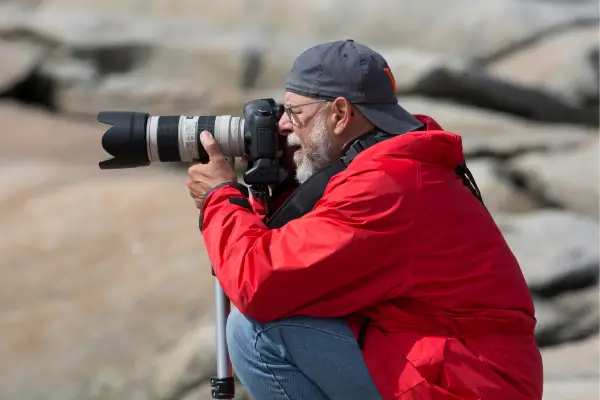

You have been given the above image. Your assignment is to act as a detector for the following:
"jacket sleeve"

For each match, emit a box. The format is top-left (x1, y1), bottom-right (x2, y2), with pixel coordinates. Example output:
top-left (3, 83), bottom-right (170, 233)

top-left (200, 168), bottom-right (412, 322)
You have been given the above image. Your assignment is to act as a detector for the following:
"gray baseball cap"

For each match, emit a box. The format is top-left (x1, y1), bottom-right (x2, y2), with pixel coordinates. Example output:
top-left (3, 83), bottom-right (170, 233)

top-left (285, 39), bottom-right (423, 134)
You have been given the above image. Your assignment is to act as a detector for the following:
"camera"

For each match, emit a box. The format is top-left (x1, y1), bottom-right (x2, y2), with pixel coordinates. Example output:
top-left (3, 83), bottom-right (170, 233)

top-left (97, 98), bottom-right (286, 187)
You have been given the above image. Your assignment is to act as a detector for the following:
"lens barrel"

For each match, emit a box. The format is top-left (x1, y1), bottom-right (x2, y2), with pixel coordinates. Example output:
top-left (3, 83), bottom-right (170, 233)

top-left (97, 112), bottom-right (245, 169)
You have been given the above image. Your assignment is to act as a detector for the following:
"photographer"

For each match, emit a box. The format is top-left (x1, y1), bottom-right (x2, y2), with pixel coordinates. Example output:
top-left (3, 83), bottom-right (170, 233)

top-left (187, 40), bottom-right (543, 400)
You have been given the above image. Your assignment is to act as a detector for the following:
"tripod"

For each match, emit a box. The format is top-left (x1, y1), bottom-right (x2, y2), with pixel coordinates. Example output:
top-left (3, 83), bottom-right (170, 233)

top-left (210, 276), bottom-right (235, 399)
top-left (210, 157), bottom-right (236, 399)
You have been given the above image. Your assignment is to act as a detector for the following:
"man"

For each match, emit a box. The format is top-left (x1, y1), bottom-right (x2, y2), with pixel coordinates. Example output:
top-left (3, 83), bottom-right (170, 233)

top-left (187, 40), bottom-right (543, 400)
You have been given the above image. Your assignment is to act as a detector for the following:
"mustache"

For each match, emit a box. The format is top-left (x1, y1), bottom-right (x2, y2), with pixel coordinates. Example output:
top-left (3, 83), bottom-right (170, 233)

top-left (287, 133), bottom-right (302, 147)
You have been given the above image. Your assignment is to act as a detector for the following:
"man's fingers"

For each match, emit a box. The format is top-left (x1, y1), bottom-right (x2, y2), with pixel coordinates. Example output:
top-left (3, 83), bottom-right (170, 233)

top-left (200, 130), bottom-right (223, 160)
top-left (188, 164), bottom-right (204, 177)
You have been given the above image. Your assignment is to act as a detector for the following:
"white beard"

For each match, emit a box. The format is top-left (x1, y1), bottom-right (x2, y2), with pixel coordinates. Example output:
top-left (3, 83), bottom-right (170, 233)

top-left (287, 113), bottom-right (334, 184)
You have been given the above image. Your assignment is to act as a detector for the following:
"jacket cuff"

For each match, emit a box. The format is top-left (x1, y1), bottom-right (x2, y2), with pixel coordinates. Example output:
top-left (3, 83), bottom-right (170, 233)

top-left (199, 181), bottom-right (250, 231)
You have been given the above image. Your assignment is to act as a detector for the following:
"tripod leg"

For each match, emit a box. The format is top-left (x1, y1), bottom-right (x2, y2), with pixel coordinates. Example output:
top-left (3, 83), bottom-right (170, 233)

top-left (211, 157), bottom-right (236, 399)
top-left (211, 276), bottom-right (235, 399)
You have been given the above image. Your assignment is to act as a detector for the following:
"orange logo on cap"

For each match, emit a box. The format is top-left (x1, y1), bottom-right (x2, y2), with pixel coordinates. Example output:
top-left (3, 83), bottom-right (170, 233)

top-left (383, 67), bottom-right (397, 93)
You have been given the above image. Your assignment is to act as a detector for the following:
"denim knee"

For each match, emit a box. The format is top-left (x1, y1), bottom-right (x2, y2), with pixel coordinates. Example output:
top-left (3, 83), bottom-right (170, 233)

top-left (226, 307), bottom-right (256, 358)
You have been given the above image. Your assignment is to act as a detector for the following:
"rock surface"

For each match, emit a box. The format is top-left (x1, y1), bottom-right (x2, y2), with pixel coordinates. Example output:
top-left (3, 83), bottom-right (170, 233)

top-left (542, 334), bottom-right (599, 400)
top-left (496, 210), bottom-right (599, 295)
top-left (0, 0), bottom-right (598, 125)
top-left (0, 0), bottom-right (598, 398)
top-left (0, 163), bottom-right (216, 400)
top-left (460, 158), bottom-right (541, 213)
top-left (0, 39), bottom-right (41, 92)
top-left (487, 25), bottom-right (600, 107)
top-left (509, 139), bottom-right (600, 218)
top-left (534, 285), bottom-right (599, 346)
top-left (398, 96), bottom-right (595, 157)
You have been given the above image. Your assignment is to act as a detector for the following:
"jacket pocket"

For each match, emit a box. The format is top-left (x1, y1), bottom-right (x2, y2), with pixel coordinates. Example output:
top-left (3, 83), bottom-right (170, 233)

top-left (376, 333), bottom-right (448, 398)
top-left (404, 336), bottom-right (448, 385)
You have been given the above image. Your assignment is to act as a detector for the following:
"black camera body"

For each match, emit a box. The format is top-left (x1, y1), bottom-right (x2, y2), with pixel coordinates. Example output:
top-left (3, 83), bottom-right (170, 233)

top-left (97, 98), bottom-right (286, 188)
top-left (241, 98), bottom-right (284, 187)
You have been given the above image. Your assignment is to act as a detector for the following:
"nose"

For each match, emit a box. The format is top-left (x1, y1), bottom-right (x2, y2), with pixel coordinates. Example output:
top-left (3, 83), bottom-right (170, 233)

top-left (278, 113), bottom-right (293, 136)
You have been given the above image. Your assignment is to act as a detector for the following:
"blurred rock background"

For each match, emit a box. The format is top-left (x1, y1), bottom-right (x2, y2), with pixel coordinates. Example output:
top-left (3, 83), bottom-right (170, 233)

top-left (0, 0), bottom-right (598, 399)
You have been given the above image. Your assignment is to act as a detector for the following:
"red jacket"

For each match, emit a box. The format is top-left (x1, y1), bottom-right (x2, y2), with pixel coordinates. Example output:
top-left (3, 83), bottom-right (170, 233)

top-left (200, 115), bottom-right (543, 399)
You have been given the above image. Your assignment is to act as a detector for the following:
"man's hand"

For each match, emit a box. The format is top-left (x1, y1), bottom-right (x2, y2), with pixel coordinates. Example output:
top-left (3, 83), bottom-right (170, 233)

top-left (187, 130), bottom-right (237, 209)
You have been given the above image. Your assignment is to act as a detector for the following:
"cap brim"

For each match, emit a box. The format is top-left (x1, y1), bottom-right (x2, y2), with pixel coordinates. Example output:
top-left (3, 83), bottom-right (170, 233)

top-left (355, 103), bottom-right (423, 134)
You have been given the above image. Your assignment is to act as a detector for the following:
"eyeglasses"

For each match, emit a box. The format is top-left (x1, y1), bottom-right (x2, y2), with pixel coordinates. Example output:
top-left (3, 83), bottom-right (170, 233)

top-left (283, 100), bottom-right (329, 123)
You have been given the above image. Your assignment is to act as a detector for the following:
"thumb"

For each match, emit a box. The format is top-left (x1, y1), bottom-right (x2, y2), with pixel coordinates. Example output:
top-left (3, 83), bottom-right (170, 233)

top-left (200, 130), bottom-right (223, 160)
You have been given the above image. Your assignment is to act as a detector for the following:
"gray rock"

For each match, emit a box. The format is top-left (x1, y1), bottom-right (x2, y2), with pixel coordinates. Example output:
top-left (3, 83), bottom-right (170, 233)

top-left (8, 6), bottom-right (303, 89)
top-left (495, 210), bottom-right (599, 294)
top-left (375, 48), bottom-right (597, 125)
top-left (413, 62), bottom-right (598, 126)
top-left (509, 138), bottom-right (599, 218)
top-left (533, 298), bottom-right (567, 343)
top-left (534, 285), bottom-right (599, 346)
top-left (0, 39), bottom-right (42, 93)
top-left (398, 97), bottom-right (593, 157)
top-left (0, 101), bottom-right (107, 164)
top-left (543, 379), bottom-right (600, 400)
top-left (1, 2), bottom-right (597, 126)
top-left (464, 158), bottom-right (541, 214)
top-left (19, 7), bottom-right (155, 48)
top-left (0, 159), bottom-right (92, 220)
top-left (0, 4), bottom-right (28, 36)
top-left (34, 0), bottom-right (598, 58)
top-left (54, 74), bottom-right (211, 116)
top-left (142, 31), bottom-right (281, 92)
top-left (151, 314), bottom-right (253, 400)
top-left (54, 73), bottom-right (282, 117)
top-left (0, 161), bottom-right (217, 400)
top-left (40, 57), bottom-right (99, 86)
top-left (542, 333), bottom-right (599, 379)
top-left (151, 320), bottom-right (217, 400)
top-left (51, 40), bottom-right (596, 126)
top-left (542, 335), bottom-right (599, 400)
top-left (553, 285), bottom-right (600, 340)
top-left (487, 25), bottom-right (600, 108)
top-left (377, 48), bottom-right (470, 94)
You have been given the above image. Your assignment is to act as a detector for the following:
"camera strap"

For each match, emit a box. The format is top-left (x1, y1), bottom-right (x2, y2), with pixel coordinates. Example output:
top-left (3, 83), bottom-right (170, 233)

top-left (265, 129), bottom-right (487, 230)
top-left (265, 129), bottom-right (393, 229)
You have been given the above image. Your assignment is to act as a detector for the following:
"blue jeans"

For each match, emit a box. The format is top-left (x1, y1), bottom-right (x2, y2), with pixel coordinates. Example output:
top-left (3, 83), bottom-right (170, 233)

top-left (226, 308), bottom-right (383, 400)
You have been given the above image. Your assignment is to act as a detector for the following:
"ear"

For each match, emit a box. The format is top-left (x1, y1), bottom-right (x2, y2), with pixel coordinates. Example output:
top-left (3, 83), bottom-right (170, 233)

top-left (330, 97), bottom-right (353, 136)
